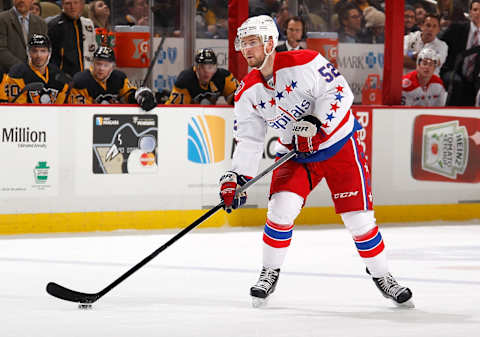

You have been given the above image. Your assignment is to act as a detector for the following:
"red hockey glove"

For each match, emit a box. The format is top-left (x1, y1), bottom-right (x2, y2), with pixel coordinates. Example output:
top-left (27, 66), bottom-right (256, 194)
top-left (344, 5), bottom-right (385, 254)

top-left (219, 171), bottom-right (251, 213)
top-left (292, 115), bottom-right (324, 158)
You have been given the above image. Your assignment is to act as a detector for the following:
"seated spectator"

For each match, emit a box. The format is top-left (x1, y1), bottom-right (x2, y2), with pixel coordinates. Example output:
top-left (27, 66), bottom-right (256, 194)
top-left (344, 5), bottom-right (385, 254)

top-left (363, 6), bottom-right (385, 43)
top-left (48, 0), bottom-right (96, 79)
top-left (401, 48), bottom-right (447, 107)
top-left (338, 3), bottom-right (368, 43)
top-left (117, 0), bottom-right (149, 26)
top-left (0, 0), bottom-right (48, 77)
top-left (276, 16), bottom-right (305, 52)
top-left (440, 0), bottom-right (480, 106)
top-left (88, 0), bottom-right (111, 30)
top-left (30, 1), bottom-right (41, 16)
top-left (0, 34), bottom-right (69, 103)
top-left (69, 46), bottom-right (156, 111)
top-left (165, 48), bottom-right (238, 105)
top-left (404, 13), bottom-right (448, 75)
top-left (414, 2), bottom-right (428, 26)
top-left (196, 0), bottom-right (218, 38)
top-left (404, 5), bottom-right (419, 35)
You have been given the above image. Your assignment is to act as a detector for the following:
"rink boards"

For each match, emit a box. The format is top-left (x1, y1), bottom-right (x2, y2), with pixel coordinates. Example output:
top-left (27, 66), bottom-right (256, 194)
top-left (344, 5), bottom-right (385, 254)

top-left (0, 105), bottom-right (479, 234)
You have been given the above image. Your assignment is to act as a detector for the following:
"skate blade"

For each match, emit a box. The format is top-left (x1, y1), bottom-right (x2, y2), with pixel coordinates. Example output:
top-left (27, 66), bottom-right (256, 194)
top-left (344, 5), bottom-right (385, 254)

top-left (251, 296), bottom-right (268, 308)
top-left (393, 299), bottom-right (415, 309)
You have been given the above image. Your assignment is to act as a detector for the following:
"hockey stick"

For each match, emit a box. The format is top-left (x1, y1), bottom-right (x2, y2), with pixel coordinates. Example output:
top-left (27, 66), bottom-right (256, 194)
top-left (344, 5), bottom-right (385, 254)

top-left (46, 150), bottom-right (297, 305)
top-left (141, 34), bottom-right (166, 87)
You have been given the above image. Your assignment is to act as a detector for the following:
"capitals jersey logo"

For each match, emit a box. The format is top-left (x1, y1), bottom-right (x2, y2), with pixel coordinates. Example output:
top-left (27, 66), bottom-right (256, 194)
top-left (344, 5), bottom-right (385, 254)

top-left (267, 99), bottom-right (312, 129)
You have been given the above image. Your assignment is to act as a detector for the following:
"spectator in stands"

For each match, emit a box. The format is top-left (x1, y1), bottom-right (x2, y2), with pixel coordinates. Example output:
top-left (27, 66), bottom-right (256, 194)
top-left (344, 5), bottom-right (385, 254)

top-left (275, 16), bottom-right (305, 52)
top-left (401, 48), bottom-right (447, 106)
top-left (405, 5), bottom-right (419, 35)
top-left (414, 2), bottom-right (428, 26)
top-left (30, 1), bottom-right (41, 16)
top-left (88, 0), bottom-right (111, 30)
top-left (274, 1), bottom-right (290, 41)
top-left (440, 0), bottom-right (480, 106)
top-left (363, 6), bottom-right (385, 43)
top-left (338, 2), bottom-right (368, 43)
top-left (0, 0), bottom-right (47, 77)
top-left (0, 34), bottom-right (69, 103)
top-left (48, 0), bottom-right (96, 79)
top-left (117, 0), bottom-right (149, 26)
top-left (196, 0), bottom-right (219, 38)
top-left (404, 13), bottom-right (448, 75)
top-left (165, 48), bottom-right (238, 105)
top-left (69, 46), bottom-right (157, 110)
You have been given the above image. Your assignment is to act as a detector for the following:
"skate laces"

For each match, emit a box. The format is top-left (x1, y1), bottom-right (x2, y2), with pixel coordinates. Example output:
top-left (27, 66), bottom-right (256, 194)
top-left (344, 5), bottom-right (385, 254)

top-left (254, 268), bottom-right (279, 291)
top-left (376, 273), bottom-right (406, 298)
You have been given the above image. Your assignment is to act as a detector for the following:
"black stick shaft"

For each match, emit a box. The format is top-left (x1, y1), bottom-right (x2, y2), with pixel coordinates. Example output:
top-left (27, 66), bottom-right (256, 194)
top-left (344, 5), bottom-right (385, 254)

top-left (142, 35), bottom-right (166, 87)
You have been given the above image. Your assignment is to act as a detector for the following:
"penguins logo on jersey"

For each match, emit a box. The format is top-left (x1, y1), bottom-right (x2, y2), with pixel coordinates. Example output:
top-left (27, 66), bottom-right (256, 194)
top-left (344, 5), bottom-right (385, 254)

top-left (96, 93), bottom-right (120, 104)
top-left (28, 87), bottom-right (60, 104)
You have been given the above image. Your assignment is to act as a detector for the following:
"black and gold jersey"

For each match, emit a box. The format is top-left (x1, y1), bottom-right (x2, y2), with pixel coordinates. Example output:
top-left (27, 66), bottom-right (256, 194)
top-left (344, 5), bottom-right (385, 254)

top-left (0, 63), bottom-right (69, 104)
top-left (165, 67), bottom-right (238, 105)
top-left (69, 69), bottom-right (137, 104)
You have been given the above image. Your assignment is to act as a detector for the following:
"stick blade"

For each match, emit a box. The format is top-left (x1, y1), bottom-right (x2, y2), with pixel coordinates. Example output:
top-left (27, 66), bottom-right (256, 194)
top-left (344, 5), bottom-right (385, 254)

top-left (46, 282), bottom-right (99, 303)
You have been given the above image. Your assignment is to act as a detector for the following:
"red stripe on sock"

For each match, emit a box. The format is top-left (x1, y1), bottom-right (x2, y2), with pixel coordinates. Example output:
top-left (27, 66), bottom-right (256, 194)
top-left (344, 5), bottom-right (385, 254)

top-left (266, 218), bottom-right (294, 231)
top-left (263, 233), bottom-right (292, 248)
top-left (354, 226), bottom-right (379, 242)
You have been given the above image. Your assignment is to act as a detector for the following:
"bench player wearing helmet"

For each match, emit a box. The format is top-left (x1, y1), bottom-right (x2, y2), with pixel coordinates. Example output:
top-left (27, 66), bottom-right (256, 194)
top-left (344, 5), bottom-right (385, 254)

top-left (219, 15), bottom-right (414, 308)
top-left (401, 48), bottom-right (447, 106)
top-left (0, 34), bottom-right (69, 103)
top-left (165, 48), bottom-right (239, 105)
top-left (69, 46), bottom-right (157, 111)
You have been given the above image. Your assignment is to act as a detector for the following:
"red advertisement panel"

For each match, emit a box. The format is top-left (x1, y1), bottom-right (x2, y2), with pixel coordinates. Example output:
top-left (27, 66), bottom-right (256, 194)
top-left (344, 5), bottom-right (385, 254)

top-left (411, 115), bottom-right (480, 183)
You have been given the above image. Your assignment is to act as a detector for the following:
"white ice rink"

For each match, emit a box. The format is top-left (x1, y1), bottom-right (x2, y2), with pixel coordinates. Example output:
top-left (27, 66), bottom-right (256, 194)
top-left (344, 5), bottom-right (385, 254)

top-left (1, 221), bottom-right (479, 337)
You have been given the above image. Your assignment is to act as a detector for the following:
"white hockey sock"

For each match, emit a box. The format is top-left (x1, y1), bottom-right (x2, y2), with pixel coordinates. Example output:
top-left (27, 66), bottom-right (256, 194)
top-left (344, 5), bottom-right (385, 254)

top-left (263, 243), bottom-right (289, 269)
top-left (363, 250), bottom-right (389, 278)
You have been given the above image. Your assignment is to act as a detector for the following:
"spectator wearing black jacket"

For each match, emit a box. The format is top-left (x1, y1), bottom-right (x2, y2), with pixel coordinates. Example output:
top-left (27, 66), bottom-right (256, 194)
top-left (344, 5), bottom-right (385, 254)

top-left (47, 0), bottom-right (96, 79)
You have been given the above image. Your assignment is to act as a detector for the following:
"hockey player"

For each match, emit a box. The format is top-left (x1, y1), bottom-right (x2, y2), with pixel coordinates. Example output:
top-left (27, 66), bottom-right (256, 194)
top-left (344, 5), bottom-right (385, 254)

top-left (0, 34), bottom-right (69, 104)
top-left (165, 48), bottom-right (239, 105)
top-left (401, 48), bottom-right (447, 106)
top-left (219, 15), bottom-right (414, 308)
top-left (69, 46), bottom-right (157, 111)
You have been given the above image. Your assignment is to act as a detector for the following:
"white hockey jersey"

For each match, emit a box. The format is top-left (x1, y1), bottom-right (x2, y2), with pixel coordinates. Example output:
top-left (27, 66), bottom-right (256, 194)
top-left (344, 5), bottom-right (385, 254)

top-left (401, 70), bottom-right (447, 107)
top-left (232, 49), bottom-right (356, 177)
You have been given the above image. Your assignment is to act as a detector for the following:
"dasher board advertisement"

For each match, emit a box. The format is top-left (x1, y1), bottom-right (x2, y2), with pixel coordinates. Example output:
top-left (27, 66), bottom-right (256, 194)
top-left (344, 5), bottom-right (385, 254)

top-left (92, 114), bottom-right (158, 174)
top-left (0, 108), bottom-right (59, 197)
top-left (373, 109), bottom-right (480, 205)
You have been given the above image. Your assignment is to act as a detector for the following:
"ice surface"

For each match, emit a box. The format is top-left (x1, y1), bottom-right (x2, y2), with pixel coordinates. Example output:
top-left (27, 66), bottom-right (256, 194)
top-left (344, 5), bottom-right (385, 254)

top-left (1, 222), bottom-right (479, 337)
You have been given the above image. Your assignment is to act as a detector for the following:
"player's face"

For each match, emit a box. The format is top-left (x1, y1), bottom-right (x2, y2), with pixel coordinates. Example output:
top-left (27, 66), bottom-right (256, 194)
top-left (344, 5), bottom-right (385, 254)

top-left (196, 63), bottom-right (217, 85)
top-left (240, 36), bottom-right (268, 68)
top-left (29, 47), bottom-right (50, 69)
top-left (417, 58), bottom-right (436, 79)
top-left (93, 59), bottom-right (114, 81)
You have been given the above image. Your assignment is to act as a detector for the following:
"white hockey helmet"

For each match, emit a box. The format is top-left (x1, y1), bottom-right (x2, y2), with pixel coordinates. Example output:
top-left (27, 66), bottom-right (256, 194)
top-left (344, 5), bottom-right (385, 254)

top-left (234, 15), bottom-right (279, 52)
top-left (417, 48), bottom-right (440, 67)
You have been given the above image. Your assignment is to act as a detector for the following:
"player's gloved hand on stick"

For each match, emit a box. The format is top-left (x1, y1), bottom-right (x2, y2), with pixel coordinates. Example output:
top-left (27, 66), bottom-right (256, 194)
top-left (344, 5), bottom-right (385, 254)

top-left (219, 171), bottom-right (251, 213)
top-left (292, 115), bottom-right (324, 158)
top-left (135, 87), bottom-right (157, 111)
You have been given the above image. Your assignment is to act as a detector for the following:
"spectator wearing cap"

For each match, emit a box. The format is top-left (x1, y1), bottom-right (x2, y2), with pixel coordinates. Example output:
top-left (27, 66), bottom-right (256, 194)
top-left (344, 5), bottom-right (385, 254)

top-left (0, 0), bottom-right (48, 77)
top-left (166, 48), bottom-right (239, 105)
top-left (404, 13), bottom-right (448, 75)
top-left (363, 6), bottom-right (385, 43)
